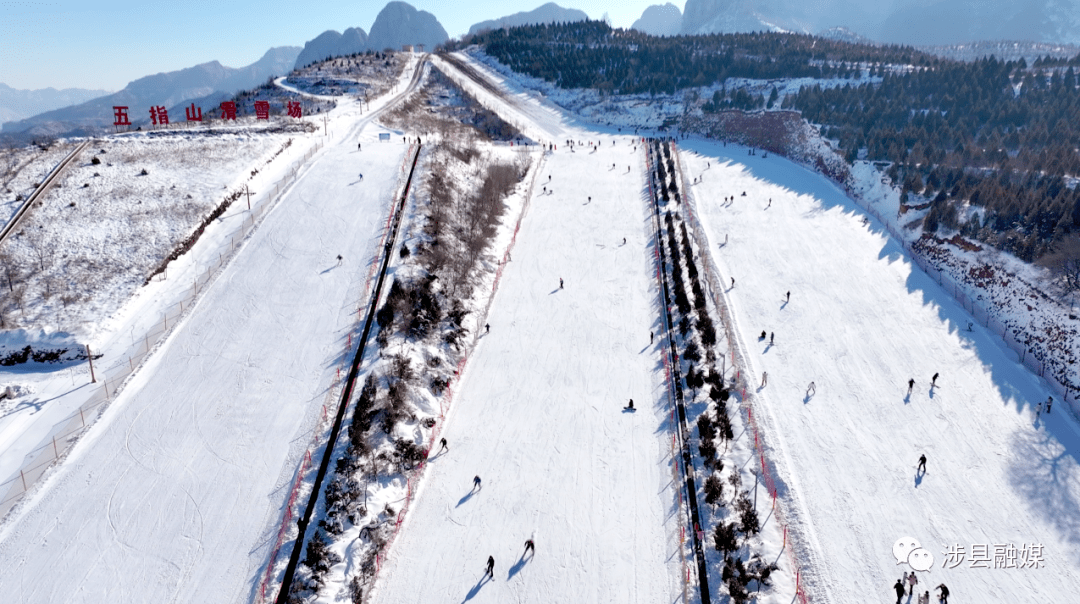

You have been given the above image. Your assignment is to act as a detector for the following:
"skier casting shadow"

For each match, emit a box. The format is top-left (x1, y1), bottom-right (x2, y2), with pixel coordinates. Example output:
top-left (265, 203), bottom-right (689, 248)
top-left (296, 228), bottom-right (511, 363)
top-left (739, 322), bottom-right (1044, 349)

top-left (456, 475), bottom-right (482, 507)
top-left (429, 438), bottom-right (448, 460)
top-left (915, 454), bottom-right (927, 488)
top-left (508, 539), bottom-right (534, 580)
top-left (623, 399), bottom-right (636, 413)
top-left (462, 557), bottom-right (495, 603)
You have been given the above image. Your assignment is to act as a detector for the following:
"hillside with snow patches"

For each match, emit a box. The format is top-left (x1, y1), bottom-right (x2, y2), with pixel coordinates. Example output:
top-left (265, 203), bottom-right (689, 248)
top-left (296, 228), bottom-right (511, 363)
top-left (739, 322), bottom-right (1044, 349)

top-left (0, 47), bottom-right (1075, 604)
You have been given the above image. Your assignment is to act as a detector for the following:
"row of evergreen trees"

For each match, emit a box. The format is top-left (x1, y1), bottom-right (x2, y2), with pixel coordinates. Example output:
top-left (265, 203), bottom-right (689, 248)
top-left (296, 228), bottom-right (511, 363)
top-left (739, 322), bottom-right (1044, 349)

top-left (465, 21), bottom-right (942, 96)
top-left (650, 139), bottom-right (774, 603)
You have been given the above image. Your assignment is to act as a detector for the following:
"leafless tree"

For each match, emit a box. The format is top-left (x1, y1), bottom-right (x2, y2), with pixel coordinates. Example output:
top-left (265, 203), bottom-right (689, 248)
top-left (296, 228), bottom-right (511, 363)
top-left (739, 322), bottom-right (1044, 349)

top-left (0, 253), bottom-right (20, 293)
top-left (1064, 257), bottom-right (1080, 296)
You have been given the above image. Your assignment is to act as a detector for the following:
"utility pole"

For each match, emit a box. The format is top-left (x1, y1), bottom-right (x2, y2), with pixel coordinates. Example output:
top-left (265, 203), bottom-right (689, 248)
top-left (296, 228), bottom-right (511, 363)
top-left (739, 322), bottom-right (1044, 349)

top-left (86, 344), bottom-right (96, 383)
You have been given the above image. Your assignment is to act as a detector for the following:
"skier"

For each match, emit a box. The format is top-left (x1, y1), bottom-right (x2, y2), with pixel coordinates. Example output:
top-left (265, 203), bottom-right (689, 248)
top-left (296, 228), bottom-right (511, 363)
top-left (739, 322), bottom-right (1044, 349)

top-left (524, 539), bottom-right (535, 555)
top-left (917, 454), bottom-right (927, 473)
top-left (766, 199), bottom-right (771, 208)
top-left (907, 571), bottom-right (919, 595)
top-left (1046, 396), bottom-right (1053, 413)
top-left (473, 475), bottom-right (482, 490)
top-left (786, 291), bottom-right (790, 302)
top-left (931, 373), bottom-right (939, 387)
top-left (1035, 400), bottom-right (1044, 419)
top-left (936, 583), bottom-right (949, 604)
top-left (623, 237), bottom-right (626, 244)
top-left (438, 437), bottom-right (448, 453)
top-left (908, 378), bottom-right (915, 394)
top-left (625, 399), bottom-right (634, 410)
top-left (485, 323), bottom-right (490, 333)
top-left (894, 578), bottom-right (906, 604)
top-left (336, 254), bottom-right (343, 266)
top-left (357, 142), bottom-right (362, 151)
top-left (559, 277), bottom-right (564, 289)
top-left (358, 173), bottom-right (364, 181)
top-left (484, 555), bottom-right (495, 579)
top-left (650, 331), bottom-right (654, 344)
top-left (761, 372), bottom-right (768, 387)
top-left (730, 277), bottom-right (735, 288)
top-left (806, 382), bottom-right (816, 396)
top-left (769, 332), bottom-right (774, 345)
top-left (760, 330), bottom-right (767, 340)
top-left (918, 591), bottom-right (930, 604)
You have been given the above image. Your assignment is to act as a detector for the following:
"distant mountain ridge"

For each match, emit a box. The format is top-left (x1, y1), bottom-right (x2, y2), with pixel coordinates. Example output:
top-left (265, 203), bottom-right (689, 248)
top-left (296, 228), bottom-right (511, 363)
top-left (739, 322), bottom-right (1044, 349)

top-left (672, 0), bottom-right (1080, 45)
top-left (631, 3), bottom-right (683, 37)
top-left (2, 46), bottom-right (301, 136)
top-left (468, 3), bottom-right (588, 35)
top-left (0, 84), bottom-right (112, 124)
top-left (294, 27), bottom-right (369, 69)
top-left (367, 1), bottom-right (448, 52)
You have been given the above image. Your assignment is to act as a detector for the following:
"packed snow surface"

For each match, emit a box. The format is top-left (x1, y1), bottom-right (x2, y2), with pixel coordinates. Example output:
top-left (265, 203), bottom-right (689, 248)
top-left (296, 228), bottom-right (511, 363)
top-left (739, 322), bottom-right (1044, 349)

top-left (370, 136), bottom-right (682, 604)
top-left (0, 58), bottom-right (419, 603)
top-left (680, 140), bottom-right (1080, 602)
top-left (0, 47), bottom-right (1077, 604)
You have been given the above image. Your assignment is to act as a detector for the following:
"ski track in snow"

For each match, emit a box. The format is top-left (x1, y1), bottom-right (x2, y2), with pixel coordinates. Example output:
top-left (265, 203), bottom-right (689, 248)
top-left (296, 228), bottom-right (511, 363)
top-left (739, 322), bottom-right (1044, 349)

top-left (0, 48), bottom-right (1077, 604)
top-left (680, 143), bottom-right (1080, 603)
top-left (369, 131), bottom-right (682, 604)
top-left (0, 58), bottom-right (421, 603)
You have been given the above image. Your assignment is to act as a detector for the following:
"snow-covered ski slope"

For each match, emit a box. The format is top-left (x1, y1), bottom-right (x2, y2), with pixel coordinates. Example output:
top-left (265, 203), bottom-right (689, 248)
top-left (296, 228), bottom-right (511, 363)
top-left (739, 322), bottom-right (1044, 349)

top-left (680, 141), bottom-right (1080, 602)
top-left (0, 63), bottom-right (422, 602)
top-left (370, 135), bottom-right (684, 602)
top-left (384, 53), bottom-right (1080, 603)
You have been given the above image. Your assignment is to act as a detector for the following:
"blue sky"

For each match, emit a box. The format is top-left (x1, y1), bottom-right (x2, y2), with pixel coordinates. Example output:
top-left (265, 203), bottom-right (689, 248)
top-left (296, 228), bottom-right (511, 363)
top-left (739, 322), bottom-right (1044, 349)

top-left (0, 0), bottom-right (659, 92)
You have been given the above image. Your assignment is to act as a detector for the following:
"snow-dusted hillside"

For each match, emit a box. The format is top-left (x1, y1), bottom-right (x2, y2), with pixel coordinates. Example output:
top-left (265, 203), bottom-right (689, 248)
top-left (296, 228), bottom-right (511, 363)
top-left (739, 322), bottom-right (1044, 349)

top-left (0, 42), bottom-right (1076, 604)
top-left (0, 53), bottom-right (424, 602)
top-left (1, 125), bottom-right (306, 338)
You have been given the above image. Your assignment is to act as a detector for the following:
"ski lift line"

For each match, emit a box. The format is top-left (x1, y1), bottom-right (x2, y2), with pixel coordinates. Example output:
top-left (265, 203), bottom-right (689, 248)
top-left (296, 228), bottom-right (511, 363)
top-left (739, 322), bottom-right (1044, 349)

top-left (644, 142), bottom-right (708, 604)
top-left (0, 140), bottom-right (91, 247)
top-left (258, 60), bottom-right (433, 604)
top-left (270, 141), bottom-right (421, 604)
top-left (669, 140), bottom-right (812, 604)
